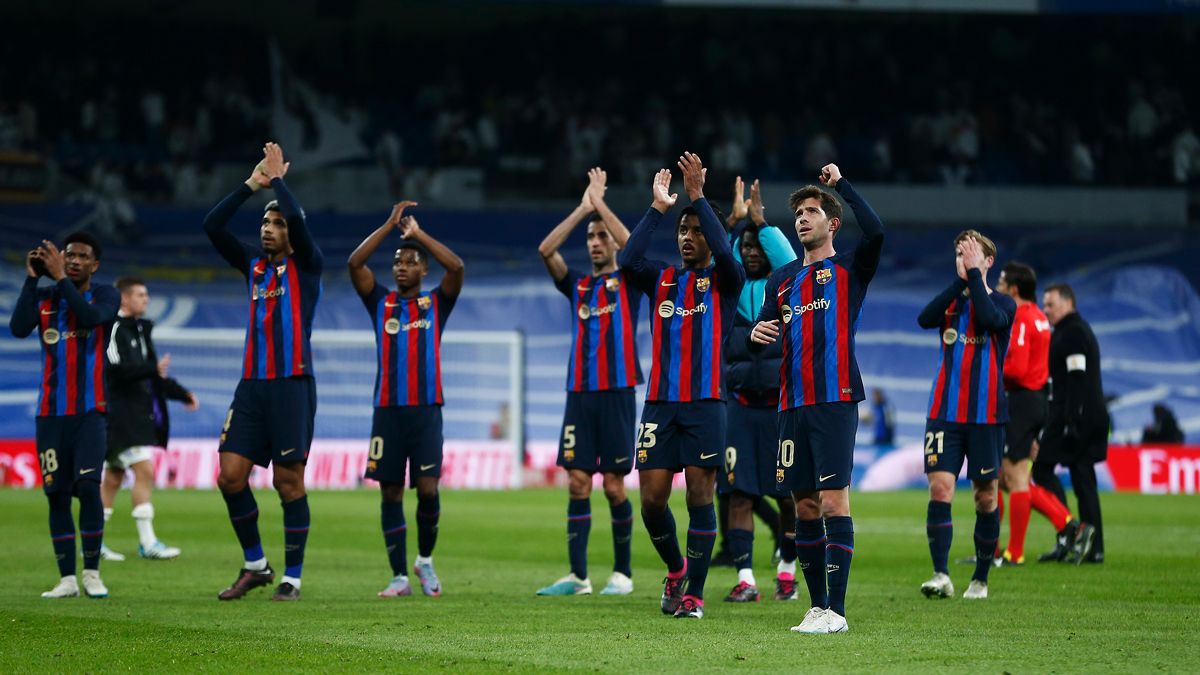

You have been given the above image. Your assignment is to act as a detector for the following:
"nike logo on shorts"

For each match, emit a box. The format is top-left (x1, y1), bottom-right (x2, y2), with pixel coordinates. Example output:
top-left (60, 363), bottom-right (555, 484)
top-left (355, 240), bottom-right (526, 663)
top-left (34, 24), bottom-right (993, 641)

top-left (699, 452), bottom-right (718, 460)
top-left (614, 457), bottom-right (630, 463)
top-left (79, 468), bottom-right (96, 475)
top-left (980, 467), bottom-right (995, 475)
top-left (820, 473), bottom-right (837, 482)
top-left (280, 448), bottom-right (296, 456)
top-left (419, 464), bottom-right (437, 471)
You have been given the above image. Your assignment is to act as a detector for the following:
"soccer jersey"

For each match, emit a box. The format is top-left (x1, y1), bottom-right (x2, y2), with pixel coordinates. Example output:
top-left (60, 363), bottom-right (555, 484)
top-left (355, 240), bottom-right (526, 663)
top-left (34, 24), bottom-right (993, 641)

top-left (27, 282), bottom-right (120, 417)
top-left (754, 179), bottom-right (884, 411)
top-left (363, 285), bottom-right (455, 407)
top-left (554, 269), bottom-right (642, 392)
top-left (203, 179), bottom-right (324, 381)
top-left (921, 272), bottom-right (1017, 425)
top-left (620, 198), bottom-right (745, 403)
top-left (1003, 302), bottom-right (1050, 392)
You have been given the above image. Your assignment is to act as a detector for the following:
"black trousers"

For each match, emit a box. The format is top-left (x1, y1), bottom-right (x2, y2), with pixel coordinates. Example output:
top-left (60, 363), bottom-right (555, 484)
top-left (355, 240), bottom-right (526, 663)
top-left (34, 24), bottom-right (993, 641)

top-left (1033, 460), bottom-right (1104, 554)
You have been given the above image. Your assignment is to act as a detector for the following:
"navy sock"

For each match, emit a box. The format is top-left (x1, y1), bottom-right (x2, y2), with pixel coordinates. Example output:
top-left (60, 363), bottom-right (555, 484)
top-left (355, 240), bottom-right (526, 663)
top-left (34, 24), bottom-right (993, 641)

top-left (381, 500), bottom-right (407, 577)
top-left (641, 506), bottom-right (684, 574)
top-left (417, 493), bottom-right (440, 557)
top-left (825, 516), bottom-right (854, 617)
top-left (47, 493), bottom-right (76, 577)
top-left (795, 518), bottom-right (828, 608)
top-left (685, 504), bottom-right (717, 600)
top-left (282, 495), bottom-right (310, 579)
top-left (927, 500), bottom-right (953, 575)
top-left (610, 499), bottom-right (634, 578)
top-left (76, 481), bottom-right (103, 571)
top-left (567, 497), bottom-right (592, 579)
top-left (973, 509), bottom-right (1000, 583)
top-left (729, 527), bottom-right (754, 571)
top-left (779, 510), bottom-right (797, 564)
top-left (222, 487), bottom-right (264, 562)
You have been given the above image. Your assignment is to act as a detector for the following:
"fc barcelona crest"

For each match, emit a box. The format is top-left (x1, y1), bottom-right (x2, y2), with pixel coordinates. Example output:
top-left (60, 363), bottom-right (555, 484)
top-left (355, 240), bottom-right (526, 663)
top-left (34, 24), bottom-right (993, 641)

top-left (276, 263), bottom-right (287, 276)
top-left (696, 276), bottom-right (711, 293)
top-left (927, 454), bottom-right (938, 467)
top-left (815, 268), bottom-right (832, 285)
top-left (418, 296), bottom-right (431, 310)
top-left (605, 277), bottom-right (620, 292)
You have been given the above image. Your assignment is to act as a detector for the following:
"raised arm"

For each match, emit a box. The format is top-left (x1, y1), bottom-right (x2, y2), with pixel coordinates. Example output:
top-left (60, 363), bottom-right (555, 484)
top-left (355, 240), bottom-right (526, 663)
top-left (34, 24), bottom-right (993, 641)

top-left (960, 238), bottom-right (1011, 333)
top-left (202, 180), bottom-right (257, 273)
top-left (585, 167), bottom-right (630, 249)
top-left (917, 278), bottom-right (968, 329)
top-left (538, 200), bottom-right (591, 283)
top-left (9, 262), bottom-right (41, 338)
top-left (679, 152), bottom-right (744, 294)
top-left (618, 168), bottom-right (676, 290)
top-left (262, 142), bottom-right (323, 273)
top-left (35, 241), bottom-right (118, 327)
top-left (348, 201), bottom-right (416, 297)
top-left (820, 165), bottom-right (884, 282)
top-left (749, 179), bottom-right (798, 268)
top-left (400, 216), bottom-right (464, 300)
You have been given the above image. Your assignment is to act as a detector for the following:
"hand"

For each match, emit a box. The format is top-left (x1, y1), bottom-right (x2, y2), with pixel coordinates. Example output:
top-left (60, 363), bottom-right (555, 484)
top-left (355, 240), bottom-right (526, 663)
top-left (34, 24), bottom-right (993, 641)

top-left (399, 215), bottom-right (421, 240)
top-left (750, 319), bottom-right (780, 345)
top-left (585, 167), bottom-right (607, 209)
top-left (748, 179), bottom-right (765, 226)
top-left (185, 392), bottom-right (200, 412)
top-left (244, 160), bottom-right (270, 191)
top-left (38, 241), bottom-right (65, 281)
top-left (677, 151), bottom-right (706, 201)
top-left (650, 169), bottom-right (678, 213)
top-left (25, 249), bottom-right (45, 278)
top-left (157, 354), bottom-right (171, 379)
top-left (262, 142), bottom-right (290, 181)
top-left (387, 201), bottom-right (418, 228)
top-left (959, 236), bottom-right (987, 275)
top-left (728, 176), bottom-right (749, 224)
top-left (819, 163), bottom-right (842, 187)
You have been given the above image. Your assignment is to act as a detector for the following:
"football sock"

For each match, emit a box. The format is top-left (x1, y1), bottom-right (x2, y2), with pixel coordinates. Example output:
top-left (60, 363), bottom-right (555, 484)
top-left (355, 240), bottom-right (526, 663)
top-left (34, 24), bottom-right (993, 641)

top-left (684, 504), bottom-right (717, 600)
top-left (1007, 490), bottom-right (1032, 560)
top-left (825, 516), bottom-right (854, 617)
top-left (77, 480), bottom-right (103, 571)
top-left (1030, 484), bottom-right (1072, 531)
top-left (381, 500), bottom-right (407, 577)
top-left (103, 507), bottom-right (113, 523)
top-left (642, 506), bottom-right (684, 574)
top-left (973, 508), bottom-right (1000, 583)
top-left (131, 502), bottom-right (157, 548)
top-left (48, 492), bottom-right (76, 578)
top-left (729, 527), bottom-right (753, 572)
top-left (281, 495), bottom-right (310, 580)
top-left (795, 518), bottom-right (828, 608)
top-left (927, 500), bottom-right (953, 575)
top-left (222, 487), bottom-right (264, 564)
top-left (780, 512), bottom-right (797, 564)
top-left (416, 493), bottom-right (440, 558)
top-left (610, 499), bottom-right (634, 577)
top-left (1032, 463), bottom-right (1068, 507)
top-left (567, 497), bottom-right (591, 580)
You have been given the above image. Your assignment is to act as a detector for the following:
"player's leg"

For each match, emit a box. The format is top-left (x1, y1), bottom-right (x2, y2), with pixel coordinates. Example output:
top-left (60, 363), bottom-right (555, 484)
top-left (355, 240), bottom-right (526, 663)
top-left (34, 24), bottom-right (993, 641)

top-left (791, 490), bottom-right (826, 608)
top-left (818, 486), bottom-right (853, 632)
top-left (378, 481), bottom-right (412, 597)
top-left (1000, 457), bottom-right (1031, 564)
top-left (965, 477), bottom-right (1000, 600)
top-left (410, 406), bottom-right (445, 596)
top-left (271, 461), bottom-right (309, 600)
top-left (773, 493), bottom-right (799, 600)
top-left (712, 492), bottom-right (734, 567)
top-left (537, 469), bottom-right (594, 595)
top-left (129, 450), bottom-right (177, 559)
top-left (753, 497), bottom-right (782, 560)
top-left (39, 417), bottom-right (79, 597)
top-left (640, 468), bottom-right (685, 614)
top-left (216, 450), bottom-right (272, 600)
top-left (1066, 460), bottom-right (1102, 563)
top-left (722, 402), bottom-right (762, 601)
top-left (922, 420), bottom-right (962, 598)
top-left (1031, 460), bottom-right (1080, 561)
top-left (672, 401), bottom-right (724, 618)
top-left (100, 461), bottom-right (127, 561)
top-left (74, 412), bottom-right (109, 598)
top-left (600, 471), bottom-right (634, 595)
top-left (725, 491), bottom-right (759, 601)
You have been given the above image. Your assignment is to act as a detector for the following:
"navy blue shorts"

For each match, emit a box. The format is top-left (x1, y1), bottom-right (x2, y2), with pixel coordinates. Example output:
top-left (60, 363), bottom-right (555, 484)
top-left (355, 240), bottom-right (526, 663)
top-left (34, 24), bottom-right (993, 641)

top-left (557, 389), bottom-right (636, 475)
top-left (717, 402), bottom-right (778, 497)
top-left (218, 377), bottom-right (316, 468)
top-left (36, 412), bottom-right (106, 495)
top-left (366, 405), bottom-right (443, 486)
top-left (924, 418), bottom-right (1005, 481)
top-left (635, 400), bottom-right (725, 472)
top-left (776, 401), bottom-right (858, 492)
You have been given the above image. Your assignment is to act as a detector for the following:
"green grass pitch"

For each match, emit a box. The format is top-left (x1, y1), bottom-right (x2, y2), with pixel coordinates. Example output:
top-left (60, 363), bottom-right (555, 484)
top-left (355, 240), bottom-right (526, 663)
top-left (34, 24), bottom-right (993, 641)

top-left (1, 488), bottom-right (1197, 672)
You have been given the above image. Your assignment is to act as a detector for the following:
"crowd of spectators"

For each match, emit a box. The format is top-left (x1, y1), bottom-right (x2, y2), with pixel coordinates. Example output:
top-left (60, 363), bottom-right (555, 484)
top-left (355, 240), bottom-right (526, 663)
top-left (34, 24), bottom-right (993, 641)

top-left (1, 8), bottom-right (1197, 205)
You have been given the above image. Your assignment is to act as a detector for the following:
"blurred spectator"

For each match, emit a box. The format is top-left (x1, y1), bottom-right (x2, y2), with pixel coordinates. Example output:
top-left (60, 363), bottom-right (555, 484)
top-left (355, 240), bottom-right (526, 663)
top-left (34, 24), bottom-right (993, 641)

top-left (1143, 403), bottom-right (1185, 444)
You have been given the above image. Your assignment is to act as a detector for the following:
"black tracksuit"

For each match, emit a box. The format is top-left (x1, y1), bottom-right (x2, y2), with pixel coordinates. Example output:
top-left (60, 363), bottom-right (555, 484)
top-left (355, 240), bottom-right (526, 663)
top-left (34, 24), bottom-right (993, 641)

top-left (105, 314), bottom-right (192, 457)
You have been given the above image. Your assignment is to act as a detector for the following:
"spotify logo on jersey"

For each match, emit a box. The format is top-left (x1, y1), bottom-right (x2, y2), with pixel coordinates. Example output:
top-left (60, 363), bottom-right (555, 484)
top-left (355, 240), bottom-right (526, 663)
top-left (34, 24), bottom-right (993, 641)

top-left (658, 300), bottom-right (676, 318)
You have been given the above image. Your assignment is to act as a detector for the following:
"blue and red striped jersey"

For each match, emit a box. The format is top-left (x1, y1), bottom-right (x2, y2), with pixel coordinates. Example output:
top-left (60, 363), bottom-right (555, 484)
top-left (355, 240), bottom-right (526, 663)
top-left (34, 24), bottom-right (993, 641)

top-left (620, 198), bottom-right (745, 403)
top-left (241, 256), bottom-right (322, 380)
top-left (363, 285), bottom-right (456, 407)
top-left (923, 281), bottom-right (1016, 425)
top-left (554, 269), bottom-right (642, 392)
top-left (754, 179), bottom-right (885, 411)
top-left (10, 278), bottom-right (119, 417)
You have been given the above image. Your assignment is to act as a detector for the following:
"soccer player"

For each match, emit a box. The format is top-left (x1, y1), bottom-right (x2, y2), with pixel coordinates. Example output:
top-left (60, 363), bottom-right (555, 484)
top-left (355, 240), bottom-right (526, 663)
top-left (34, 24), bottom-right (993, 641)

top-left (101, 276), bottom-right (199, 561)
top-left (534, 168), bottom-right (640, 597)
top-left (916, 231), bottom-right (1015, 601)
top-left (620, 153), bottom-right (745, 619)
top-left (203, 143), bottom-right (322, 601)
top-left (348, 200), bottom-right (464, 598)
top-left (719, 176), bottom-right (800, 603)
top-left (10, 232), bottom-right (120, 598)
top-left (751, 163), bottom-right (885, 634)
top-left (1036, 283), bottom-right (1107, 564)
top-left (994, 262), bottom-right (1084, 565)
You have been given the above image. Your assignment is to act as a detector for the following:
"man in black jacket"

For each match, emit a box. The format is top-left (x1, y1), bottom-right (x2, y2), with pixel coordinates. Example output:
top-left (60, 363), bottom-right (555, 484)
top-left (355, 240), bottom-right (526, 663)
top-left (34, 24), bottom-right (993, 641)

top-left (102, 277), bottom-right (197, 561)
top-left (1034, 283), bottom-right (1106, 563)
